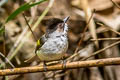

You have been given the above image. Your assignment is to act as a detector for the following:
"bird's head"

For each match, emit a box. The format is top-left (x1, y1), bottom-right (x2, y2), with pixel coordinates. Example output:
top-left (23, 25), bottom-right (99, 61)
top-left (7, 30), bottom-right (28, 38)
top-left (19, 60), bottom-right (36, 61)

top-left (46, 16), bottom-right (70, 37)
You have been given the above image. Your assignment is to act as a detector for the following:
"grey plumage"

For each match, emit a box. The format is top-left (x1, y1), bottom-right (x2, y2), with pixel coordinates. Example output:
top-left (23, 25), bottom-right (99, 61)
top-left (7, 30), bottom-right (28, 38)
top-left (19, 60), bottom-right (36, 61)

top-left (36, 17), bottom-right (69, 61)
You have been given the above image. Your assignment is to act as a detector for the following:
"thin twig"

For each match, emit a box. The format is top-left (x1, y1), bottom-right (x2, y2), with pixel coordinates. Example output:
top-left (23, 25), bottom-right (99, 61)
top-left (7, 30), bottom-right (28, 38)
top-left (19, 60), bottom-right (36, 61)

top-left (0, 57), bottom-right (120, 76)
top-left (81, 0), bottom-right (98, 48)
top-left (110, 0), bottom-right (120, 9)
top-left (91, 38), bottom-right (120, 41)
top-left (7, 20), bottom-right (33, 58)
top-left (75, 9), bottom-right (95, 53)
top-left (0, 52), bottom-right (15, 68)
top-left (0, 20), bottom-right (33, 68)
top-left (6, 0), bottom-right (54, 62)
top-left (67, 9), bottom-right (95, 61)
top-left (81, 40), bottom-right (120, 61)
top-left (22, 13), bottom-right (38, 41)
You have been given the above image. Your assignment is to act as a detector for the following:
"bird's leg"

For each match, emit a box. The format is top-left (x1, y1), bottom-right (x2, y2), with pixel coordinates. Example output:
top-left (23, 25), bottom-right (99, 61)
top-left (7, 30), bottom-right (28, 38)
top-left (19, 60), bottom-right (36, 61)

top-left (61, 57), bottom-right (66, 70)
top-left (43, 61), bottom-right (47, 71)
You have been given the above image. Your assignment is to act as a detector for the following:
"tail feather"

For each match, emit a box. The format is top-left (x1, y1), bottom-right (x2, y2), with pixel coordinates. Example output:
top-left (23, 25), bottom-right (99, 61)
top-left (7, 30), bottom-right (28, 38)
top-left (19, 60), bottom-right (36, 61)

top-left (24, 55), bottom-right (37, 63)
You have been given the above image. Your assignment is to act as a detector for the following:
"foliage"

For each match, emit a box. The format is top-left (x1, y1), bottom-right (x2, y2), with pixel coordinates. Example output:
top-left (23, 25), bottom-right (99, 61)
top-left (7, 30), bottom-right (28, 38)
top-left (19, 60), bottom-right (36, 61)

top-left (5, 0), bottom-right (47, 23)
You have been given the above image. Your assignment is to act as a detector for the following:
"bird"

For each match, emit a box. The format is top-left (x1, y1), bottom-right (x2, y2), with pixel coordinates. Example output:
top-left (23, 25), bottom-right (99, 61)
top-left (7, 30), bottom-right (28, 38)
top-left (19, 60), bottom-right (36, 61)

top-left (35, 16), bottom-right (69, 63)
top-left (25, 16), bottom-right (69, 70)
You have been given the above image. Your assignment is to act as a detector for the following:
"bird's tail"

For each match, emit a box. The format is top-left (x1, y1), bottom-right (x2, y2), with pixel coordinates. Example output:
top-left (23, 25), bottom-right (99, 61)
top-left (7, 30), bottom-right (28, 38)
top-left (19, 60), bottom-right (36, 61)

top-left (24, 54), bottom-right (37, 63)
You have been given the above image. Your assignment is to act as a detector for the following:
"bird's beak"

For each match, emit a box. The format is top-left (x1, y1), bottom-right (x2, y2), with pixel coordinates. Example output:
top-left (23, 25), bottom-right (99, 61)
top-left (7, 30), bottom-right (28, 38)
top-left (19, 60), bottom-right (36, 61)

top-left (63, 16), bottom-right (70, 23)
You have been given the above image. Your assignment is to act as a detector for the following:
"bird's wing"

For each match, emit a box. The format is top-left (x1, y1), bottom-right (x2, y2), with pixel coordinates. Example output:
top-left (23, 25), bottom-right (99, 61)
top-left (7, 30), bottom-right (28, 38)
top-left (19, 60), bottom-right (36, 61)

top-left (40, 38), bottom-right (60, 54)
top-left (35, 34), bottom-right (47, 53)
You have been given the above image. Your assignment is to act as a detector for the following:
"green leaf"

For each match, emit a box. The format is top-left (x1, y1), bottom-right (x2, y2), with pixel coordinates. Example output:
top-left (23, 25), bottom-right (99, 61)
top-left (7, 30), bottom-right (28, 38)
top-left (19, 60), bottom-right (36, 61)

top-left (5, 0), bottom-right (47, 23)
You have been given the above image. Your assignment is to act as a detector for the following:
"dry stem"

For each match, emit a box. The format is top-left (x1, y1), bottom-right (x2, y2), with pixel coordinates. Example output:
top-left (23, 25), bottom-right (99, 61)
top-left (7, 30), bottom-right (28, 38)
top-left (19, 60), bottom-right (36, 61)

top-left (0, 57), bottom-right (120, 76)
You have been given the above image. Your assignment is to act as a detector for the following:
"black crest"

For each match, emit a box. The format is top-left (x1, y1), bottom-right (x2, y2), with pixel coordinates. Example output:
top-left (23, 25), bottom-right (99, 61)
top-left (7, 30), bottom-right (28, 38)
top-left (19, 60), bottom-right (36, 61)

top-left (47, 18), bottom-right (63, 30)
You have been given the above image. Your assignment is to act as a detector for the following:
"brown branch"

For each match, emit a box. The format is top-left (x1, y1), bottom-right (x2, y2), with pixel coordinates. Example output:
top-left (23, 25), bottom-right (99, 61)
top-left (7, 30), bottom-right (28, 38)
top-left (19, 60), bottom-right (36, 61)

top-left (0, 57), bottom-right (120, 76)
top-left (91, 38), bottom-right (120, 41)
top-left (74, 9), bottom-right (95, 53)
top-left (80, 0), bottom-right (99, 48)
top-left (67, 9), bottom-right (95, 61)
top-left (22, 13), bottom-right (38, 41)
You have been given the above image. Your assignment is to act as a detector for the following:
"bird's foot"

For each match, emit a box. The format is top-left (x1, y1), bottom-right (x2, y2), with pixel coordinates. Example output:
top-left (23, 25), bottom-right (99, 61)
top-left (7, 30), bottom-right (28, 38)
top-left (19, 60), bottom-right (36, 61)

top-left (43, 61), bottom-right (47, 71)
top-left (61, 60), bottom-right (66, 70)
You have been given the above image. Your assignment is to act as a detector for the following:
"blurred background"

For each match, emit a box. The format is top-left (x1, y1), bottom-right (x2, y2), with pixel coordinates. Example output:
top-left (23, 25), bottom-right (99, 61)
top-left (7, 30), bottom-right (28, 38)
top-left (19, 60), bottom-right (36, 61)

top-left (0, 0), bottom-right (120, 80)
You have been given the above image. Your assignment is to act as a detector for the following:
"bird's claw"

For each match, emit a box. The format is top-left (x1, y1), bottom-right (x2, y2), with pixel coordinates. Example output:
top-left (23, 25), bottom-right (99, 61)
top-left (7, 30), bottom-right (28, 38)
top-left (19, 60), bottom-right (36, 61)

top-left (62, 60), bottom-right (66, 70)
top-left (43, 61), bottom-right (47, 71)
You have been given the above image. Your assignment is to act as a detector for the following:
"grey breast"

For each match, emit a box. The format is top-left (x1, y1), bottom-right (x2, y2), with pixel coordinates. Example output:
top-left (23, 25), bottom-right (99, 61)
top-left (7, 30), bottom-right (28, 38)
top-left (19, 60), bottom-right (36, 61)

top-left (39, 35), bottom-right (68, 61)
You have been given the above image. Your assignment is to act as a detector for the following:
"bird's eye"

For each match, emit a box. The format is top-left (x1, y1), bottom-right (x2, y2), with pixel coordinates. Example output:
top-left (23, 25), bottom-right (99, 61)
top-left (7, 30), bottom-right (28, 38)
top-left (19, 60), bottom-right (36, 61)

top-left (58, 23), bottom-right (64, 28)
top-left (47, 18), bottom-right (63, 29)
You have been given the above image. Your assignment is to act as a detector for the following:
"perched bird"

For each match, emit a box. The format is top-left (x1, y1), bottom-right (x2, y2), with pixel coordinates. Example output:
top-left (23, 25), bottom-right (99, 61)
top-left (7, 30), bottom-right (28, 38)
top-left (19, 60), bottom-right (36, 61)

top-left (35, 16), bottom-right (69, 63)
top-left (25, 17), bottom-right (69, 69)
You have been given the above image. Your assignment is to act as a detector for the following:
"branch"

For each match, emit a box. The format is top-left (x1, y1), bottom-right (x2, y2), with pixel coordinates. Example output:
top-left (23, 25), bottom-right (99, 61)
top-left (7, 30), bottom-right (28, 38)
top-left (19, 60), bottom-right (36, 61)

top-left (0, 57), bottom-right (120, 76)
top-left (22, 13), bottom-right (38, 41)
top-left (91, 37), bottom-right (120, 41)
top-left (80, 0), bottom-right (99, 48)
top-left (68, 9), bottom-right (95, 61)
top-left (5, 0), bottom-right (54, 62)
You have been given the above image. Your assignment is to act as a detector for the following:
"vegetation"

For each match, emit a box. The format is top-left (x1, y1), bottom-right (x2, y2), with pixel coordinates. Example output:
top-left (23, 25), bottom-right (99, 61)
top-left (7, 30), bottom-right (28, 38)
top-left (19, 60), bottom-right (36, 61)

top-left (0, 0), bottom-right (120, 80)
